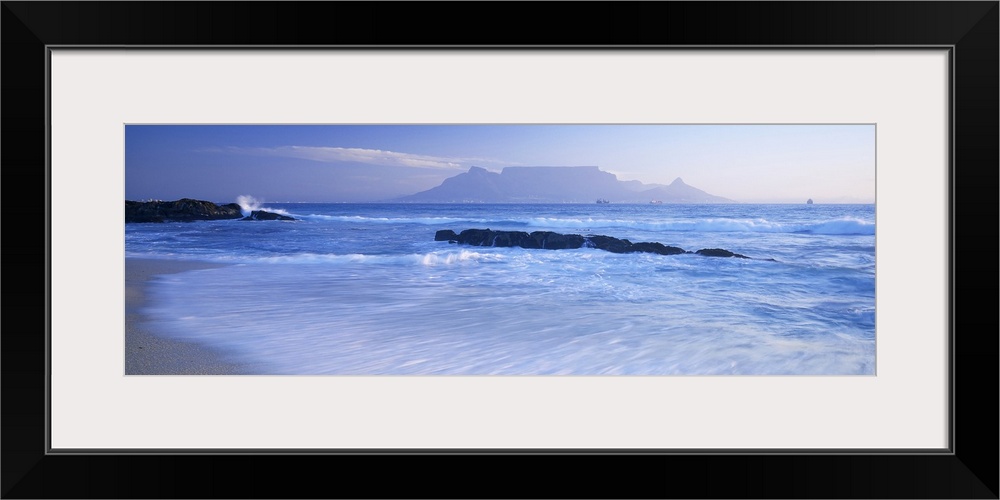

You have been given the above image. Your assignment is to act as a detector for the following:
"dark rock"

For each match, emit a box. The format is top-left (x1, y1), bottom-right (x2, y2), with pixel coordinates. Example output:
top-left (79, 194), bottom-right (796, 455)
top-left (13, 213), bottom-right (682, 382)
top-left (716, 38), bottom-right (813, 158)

top-left (519, 231), bottom-right (546, 249)
top-left (492, 230), bottom-right (531, 247)
top-left (457, 229), bottom-right (498, 246)
top-left (535, 231), bottom-right (586, 249)
top-left (504, 230), bottom-right (587, 249)
top-left (241, 210), bottom-right (296, 221)
top-left (628, 242), bottom-right (686, 256)
top-left (125, 199), bottom-right (243, 223)
top-left (435, 230), bottom-right (459, 241)
top-left (587, 235), bottom-right (633, 253)
top-left (695, 248), bottom-right (750, 259)
top-left (437, 229), bottom-right (758, 259)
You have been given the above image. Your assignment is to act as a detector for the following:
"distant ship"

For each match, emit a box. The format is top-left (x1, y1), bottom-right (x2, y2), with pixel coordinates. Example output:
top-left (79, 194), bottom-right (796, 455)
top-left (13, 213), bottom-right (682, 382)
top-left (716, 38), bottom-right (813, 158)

top-left (650, 200), bottom-right (663, 205)
top-left (806, 198), bottom-right (814, 205)
top-left (596, 198), bottom-right (610, 204)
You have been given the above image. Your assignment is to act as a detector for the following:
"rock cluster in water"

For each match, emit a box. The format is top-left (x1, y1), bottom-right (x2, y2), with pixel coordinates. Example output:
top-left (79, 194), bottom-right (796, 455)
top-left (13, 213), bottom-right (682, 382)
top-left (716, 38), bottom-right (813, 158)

top-left (125, 199), bottom-right (295, 223)
top-left (435, 229), bottom-right (751, 259)
top-left (241, 210), bottom-right (296, 221)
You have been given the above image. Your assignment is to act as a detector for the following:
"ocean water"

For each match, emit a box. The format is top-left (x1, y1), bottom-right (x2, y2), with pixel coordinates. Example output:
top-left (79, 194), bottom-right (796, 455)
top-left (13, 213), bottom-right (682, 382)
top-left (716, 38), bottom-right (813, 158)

top-left (125, 202), bottom-right (876, 375)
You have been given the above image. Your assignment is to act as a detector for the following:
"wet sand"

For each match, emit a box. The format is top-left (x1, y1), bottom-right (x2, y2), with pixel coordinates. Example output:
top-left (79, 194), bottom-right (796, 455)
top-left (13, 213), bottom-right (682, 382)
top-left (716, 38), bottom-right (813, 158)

top-left (125, 258), bottom-right (258, 375)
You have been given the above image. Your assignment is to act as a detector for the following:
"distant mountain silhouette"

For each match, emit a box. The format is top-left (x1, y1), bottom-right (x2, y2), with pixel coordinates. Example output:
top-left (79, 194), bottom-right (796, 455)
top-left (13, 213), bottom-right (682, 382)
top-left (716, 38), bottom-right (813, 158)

top-left (639, 177), bottom-right (733, 203)
top-left (393, 166), bottom-right (733, 203)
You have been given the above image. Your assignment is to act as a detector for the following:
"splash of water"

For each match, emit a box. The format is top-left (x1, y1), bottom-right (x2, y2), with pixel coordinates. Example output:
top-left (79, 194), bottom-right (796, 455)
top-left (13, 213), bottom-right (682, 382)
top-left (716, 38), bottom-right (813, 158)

top-left (236, 195), bottom-right (263, 217)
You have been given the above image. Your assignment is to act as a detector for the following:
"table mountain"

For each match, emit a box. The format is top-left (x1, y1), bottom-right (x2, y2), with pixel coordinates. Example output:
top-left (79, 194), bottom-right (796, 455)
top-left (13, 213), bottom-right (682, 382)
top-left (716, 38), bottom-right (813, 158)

top-left (393, 166), bottom-right (732, 203)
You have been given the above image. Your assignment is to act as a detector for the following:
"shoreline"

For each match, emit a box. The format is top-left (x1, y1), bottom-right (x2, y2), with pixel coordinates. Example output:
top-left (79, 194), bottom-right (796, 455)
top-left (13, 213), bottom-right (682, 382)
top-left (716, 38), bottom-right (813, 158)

top-left (125, 257), bottom-right (259, 375)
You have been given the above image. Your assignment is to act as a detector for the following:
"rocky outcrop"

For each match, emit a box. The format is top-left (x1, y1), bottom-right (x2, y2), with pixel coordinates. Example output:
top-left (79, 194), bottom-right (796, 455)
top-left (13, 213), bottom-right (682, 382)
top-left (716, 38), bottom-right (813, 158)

top-left (125, 199), bottom-right (243, 223)
top-left (241, 210), bottom-right (296, 221)
top-left (435, 229), bottom-right (752, 258)
top-left (126, 200), bottom-right (297, 222)
top-left (695, 248), bottom-right (746, 258)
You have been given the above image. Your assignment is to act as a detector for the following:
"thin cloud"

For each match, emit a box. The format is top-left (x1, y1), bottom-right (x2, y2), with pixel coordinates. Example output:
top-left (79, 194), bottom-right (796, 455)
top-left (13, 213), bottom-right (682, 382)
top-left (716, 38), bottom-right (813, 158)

top-left (211, 145), bottom-right (504, 170)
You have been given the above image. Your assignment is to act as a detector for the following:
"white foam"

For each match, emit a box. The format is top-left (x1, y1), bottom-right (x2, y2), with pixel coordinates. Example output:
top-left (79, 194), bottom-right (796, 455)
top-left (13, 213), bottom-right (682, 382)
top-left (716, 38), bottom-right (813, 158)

top-left (235, 194), bottom-right (263, 216)
top-left (235, 194), bottom-right (295, 217)
top-left (524, 216), bottom-right (874, 235)
top-left (129, 204), bottom-right (875, 375)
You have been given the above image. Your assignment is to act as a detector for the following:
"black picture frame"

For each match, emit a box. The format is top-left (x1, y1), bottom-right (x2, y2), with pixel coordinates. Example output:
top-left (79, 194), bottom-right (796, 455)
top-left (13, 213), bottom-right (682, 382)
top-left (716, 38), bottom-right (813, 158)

top-left (3, 2), bottom-right (997, 498)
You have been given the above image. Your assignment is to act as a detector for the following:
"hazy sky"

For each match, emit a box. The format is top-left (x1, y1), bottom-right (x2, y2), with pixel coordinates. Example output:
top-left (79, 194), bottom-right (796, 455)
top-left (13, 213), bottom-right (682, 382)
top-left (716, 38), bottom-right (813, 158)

top-left (125, 124), bottom-right (875, 203)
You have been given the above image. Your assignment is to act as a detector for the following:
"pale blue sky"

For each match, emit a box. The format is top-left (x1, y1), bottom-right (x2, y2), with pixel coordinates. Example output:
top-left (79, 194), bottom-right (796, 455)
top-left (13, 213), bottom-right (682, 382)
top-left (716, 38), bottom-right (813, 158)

top-left (125, 124), bottom-right (875, 203)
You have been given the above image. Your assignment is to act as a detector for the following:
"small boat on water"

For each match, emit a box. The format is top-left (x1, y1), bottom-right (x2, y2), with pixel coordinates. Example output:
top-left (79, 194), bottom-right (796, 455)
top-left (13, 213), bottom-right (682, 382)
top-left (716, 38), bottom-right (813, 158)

top-left (596, 198), bottom-right (610, 204)
top-left (650, 200), bottom-right (663, 205)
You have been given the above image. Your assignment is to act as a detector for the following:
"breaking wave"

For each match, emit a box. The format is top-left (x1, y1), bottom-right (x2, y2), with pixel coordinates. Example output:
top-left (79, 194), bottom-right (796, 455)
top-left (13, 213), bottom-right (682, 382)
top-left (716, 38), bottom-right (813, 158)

top-left (289, 214), bottom-right (873, 235)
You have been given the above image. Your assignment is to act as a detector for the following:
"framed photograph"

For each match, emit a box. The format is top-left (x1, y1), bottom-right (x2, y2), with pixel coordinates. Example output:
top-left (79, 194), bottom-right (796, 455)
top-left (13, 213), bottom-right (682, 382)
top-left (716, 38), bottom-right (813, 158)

top-left (4, 2), bottom-right (996, 498)
top-left (120, 122), bottom-right (879, 379)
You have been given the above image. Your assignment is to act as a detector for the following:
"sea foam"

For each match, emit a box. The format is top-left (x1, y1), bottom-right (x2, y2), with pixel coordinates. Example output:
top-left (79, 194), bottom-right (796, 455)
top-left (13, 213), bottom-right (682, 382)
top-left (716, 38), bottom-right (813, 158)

top-left (128, 202), bottom-right (876, 375)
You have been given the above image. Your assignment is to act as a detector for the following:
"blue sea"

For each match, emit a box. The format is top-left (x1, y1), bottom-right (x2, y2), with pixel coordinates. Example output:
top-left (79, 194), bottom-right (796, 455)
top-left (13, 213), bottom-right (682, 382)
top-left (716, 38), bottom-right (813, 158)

top-left (125, 202), bottom-right (876, 375)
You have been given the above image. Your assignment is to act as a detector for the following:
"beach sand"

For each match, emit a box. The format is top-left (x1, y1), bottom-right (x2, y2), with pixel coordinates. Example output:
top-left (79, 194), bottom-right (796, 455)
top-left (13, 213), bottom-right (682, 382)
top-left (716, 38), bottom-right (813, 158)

top-left (125, 258), bottom-right (259, 375)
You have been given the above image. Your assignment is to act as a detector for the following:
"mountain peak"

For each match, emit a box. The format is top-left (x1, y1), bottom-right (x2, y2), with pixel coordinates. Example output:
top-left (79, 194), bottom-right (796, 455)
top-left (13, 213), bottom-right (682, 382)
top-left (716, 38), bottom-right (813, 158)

top-left (395, 167), bottom-right (731, 203)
